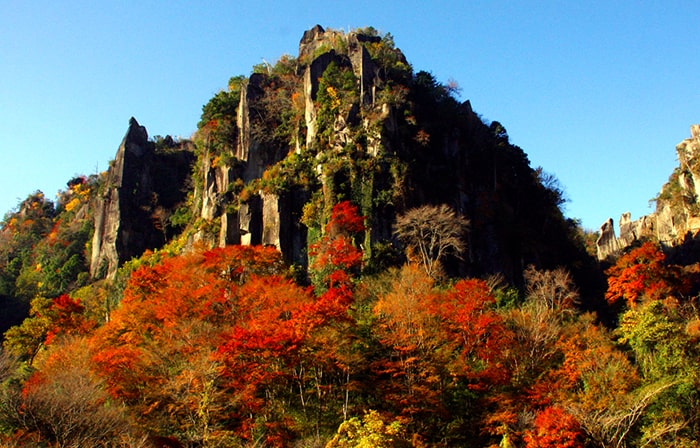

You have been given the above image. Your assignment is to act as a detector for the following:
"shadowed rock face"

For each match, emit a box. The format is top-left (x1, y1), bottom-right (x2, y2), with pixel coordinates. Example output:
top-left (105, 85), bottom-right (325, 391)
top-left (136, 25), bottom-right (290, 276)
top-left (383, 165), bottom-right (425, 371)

top-left (90, 118), bottom-right (194, 279)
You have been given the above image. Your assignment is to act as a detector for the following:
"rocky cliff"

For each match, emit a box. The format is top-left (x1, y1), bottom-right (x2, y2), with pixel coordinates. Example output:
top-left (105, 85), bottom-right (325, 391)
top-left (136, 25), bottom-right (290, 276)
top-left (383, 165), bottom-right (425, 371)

top-left (90, 118), bottom-right (194, 279)
top-left (596, 125), bottom-right (700, 260)
top-left (193, 25), bottom-right (407, 263)
top-left (187, 25), bottom-right (588, 282)
top-left (90, 26), bottom-right (589, 283)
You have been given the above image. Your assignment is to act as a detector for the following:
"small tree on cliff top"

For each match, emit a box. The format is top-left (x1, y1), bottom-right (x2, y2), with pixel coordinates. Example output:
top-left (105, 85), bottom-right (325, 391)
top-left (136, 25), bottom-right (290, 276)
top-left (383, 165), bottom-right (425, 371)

top-left (394, 204), bottom-right (469, 278)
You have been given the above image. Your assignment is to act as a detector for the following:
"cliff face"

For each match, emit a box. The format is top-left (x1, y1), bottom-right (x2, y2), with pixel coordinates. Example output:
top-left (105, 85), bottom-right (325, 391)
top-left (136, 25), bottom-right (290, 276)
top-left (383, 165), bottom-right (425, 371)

top-left (191, 25), bottom-right (587, 281)
top-left (596, 125), bottom-right (700, 260)
top-left (89, 27), bottom-right (588, 282)
top-left (90, 118), bottom-right (194, 279)
top-left (194, 26), bottom-right (406, 265)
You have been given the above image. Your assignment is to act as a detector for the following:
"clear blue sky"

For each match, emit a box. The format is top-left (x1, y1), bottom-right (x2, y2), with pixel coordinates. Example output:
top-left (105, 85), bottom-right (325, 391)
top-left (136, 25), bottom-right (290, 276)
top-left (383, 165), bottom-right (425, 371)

top-left (1, 1), bottom-right (698, 231)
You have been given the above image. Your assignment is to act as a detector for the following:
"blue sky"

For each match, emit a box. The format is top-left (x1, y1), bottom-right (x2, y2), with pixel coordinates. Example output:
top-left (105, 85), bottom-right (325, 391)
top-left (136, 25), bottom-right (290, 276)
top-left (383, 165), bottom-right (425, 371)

top-left (1, 1), bottom-right (698, 231)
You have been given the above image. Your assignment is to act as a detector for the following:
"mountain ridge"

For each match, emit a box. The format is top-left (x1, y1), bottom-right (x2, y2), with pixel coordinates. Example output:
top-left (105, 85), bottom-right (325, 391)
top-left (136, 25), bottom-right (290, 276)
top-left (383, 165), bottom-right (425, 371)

top-left (0, 25), bottom-right (698, 448)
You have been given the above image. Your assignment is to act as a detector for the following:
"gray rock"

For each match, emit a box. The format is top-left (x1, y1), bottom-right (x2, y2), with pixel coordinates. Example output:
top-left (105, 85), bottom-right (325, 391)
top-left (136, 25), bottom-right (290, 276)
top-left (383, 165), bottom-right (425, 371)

top-left (596, 218), bottom-right (619, 260)
top-left (90, 118), bottom-right (194, 278)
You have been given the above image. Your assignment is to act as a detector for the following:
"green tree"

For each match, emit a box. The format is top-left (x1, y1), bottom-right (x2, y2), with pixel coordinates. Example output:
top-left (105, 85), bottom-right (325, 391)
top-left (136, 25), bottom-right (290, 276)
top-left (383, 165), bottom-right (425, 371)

top-left (616, 300), bottom-right (700, 444)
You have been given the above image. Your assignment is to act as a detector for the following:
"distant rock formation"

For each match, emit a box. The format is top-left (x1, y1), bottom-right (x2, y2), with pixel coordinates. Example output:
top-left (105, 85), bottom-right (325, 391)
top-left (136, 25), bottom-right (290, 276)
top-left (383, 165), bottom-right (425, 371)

top-left (596, 125), bottom-right (700, 259)
top-left (596, 218), bottom-right (619, 260)
top-left (90, 118), bottom-right (194, 279)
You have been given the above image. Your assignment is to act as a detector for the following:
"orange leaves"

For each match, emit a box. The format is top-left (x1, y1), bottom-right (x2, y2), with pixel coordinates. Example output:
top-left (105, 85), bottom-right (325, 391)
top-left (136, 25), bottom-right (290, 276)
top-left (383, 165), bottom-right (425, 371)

top-left (201, 244), bottom-right (285, 283)
top-left (371, 264), bottom-right (512, 430)
top-left (437, 279), bottom-right (512, 389)
top-left (524, 406), bottom-right (584, 448)
top-left (311, 236), bottom-right (363, 277)
top-left (373, 264), bottom-right (438, 353)
top-left (605, 242), bottom-right (691, 307)
top-left (88, 243), bottom-right (338, 443)
top-left (90, 345), bottom-right (144, 399)
top-left (45, 294), bottom-right (94, 345)
top-left (88, 246), bottom-right (291, 404)
top-left (325, 201), bottom-right (365, 236)
top-left (563, 321), bottom-right (638, 404)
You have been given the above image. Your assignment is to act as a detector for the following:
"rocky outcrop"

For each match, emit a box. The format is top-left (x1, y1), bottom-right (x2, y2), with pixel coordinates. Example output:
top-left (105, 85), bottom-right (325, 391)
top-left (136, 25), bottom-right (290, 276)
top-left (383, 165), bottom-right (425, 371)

top-left (90, 118), bottom-right (194, 278)
top-left (596, 125), bottom-right (700, 259)
top-left (596, 218), bottom-right (619, 261)
top-left (191, 25), bottom-right (590, 281)
top-left (197, 26), bottom-right (401, 263)
top-left (260, 190), bottom-right (308, 265)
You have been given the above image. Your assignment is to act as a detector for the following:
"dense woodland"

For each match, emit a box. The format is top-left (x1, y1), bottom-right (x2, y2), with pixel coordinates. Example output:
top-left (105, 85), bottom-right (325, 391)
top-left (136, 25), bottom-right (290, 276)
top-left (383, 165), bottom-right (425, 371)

top-left (0, 27), bottom-right (698, 447)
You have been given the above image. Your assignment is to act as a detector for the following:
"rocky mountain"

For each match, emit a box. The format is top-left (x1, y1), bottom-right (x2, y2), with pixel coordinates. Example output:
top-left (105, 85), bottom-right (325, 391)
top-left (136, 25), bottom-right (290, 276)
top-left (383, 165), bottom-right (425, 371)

top-left (596, 125), bottom-right (700, 260)
top-left (85, 25), bottom-right (589, 286)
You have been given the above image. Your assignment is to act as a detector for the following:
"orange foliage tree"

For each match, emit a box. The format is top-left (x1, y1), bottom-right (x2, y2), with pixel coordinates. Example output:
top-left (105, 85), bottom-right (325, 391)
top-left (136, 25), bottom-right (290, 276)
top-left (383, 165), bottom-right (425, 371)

top-left (88, 242), bottom-right (365, 446)
top-left (605, 242), bottom-right (691, 307)
top-left (372, 264), bottom-right (513, 442)
top-left (523, 406), bottom-right (583, 448)
top-left (89, 245), bottom-right (300, 445)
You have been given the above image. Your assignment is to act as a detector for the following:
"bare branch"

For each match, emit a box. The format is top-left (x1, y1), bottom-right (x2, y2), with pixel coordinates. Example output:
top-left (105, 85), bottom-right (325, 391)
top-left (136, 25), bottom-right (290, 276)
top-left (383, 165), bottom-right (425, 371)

top-left (394, 204), bottom-right (469, 278)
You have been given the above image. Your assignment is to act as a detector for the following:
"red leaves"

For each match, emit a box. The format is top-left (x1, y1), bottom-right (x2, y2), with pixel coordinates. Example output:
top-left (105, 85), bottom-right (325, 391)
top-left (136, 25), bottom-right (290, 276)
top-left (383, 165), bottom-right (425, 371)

top-left (524, 406), bottom-right (583, 448)
top-left (325, 201), bottom-right (365, 236)
top-left (605, 242), bottom-right (691, 307)
top-left (372, 265), bottom-right (512, 429)
top-left (88, 243), bottom-right (359, 443)
top-left (310, 201), bottom-right (365, 290)
top-left (437, 279), bottom-right (512, 389)
top-left (44, 294), bottom-right (94, 345)
top-left (90, 345), bottom-right (144, 399)
top-left (89, 246), bottom-right (290, 405)
top-left (310, 236), bottom-right (363, 276)
top-left (201, 244), bottom-right (285, 283)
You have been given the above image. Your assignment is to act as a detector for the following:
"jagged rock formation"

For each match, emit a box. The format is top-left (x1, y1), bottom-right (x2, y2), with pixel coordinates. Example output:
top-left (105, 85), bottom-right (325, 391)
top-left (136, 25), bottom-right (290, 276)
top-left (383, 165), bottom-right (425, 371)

top-left (596, 125), bottom-right (700, 259)
top-left (596, 218), bottom-right (620, 260)
top-left (192, 25), bottom-right (588, 281)
top-left (82, 26), bottom-right (590, 283)
top-left (90, 118), bottom-right (194, 278)
top-left (194, 26), bottom-right (407, 263)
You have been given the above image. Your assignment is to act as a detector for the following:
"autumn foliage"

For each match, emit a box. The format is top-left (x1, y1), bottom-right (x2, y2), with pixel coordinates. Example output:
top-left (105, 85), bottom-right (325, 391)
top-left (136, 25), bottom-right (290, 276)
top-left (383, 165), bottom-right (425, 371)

top-left (309, 201), bottom-right (365, 289)
top-left (605, 242), bottom-right (692, 307)
top-left (2, 233), bottom-right (698, 446)
top-left (523, 406), bottom-right (583, 448)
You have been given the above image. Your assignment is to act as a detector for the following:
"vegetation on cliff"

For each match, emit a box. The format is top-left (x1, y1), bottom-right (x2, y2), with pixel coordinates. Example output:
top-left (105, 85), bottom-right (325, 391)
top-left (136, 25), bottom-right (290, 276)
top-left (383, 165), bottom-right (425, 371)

top-left (0, 26), bottom-right (697, 447)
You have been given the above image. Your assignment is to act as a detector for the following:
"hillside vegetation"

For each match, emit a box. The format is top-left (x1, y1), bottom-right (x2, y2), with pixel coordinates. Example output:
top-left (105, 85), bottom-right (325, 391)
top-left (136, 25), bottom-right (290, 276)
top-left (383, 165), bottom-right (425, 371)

top-left (0, 26), bottom-right (698, 447)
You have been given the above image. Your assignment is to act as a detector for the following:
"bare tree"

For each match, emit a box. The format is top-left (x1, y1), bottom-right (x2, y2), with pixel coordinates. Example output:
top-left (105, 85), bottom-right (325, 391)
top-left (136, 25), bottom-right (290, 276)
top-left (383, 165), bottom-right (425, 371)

top-left (524, 265), bottom-right (580, 312)
top-left (17, 363), bottom-right (133, 447)
top-left (0, 341), bottom-right (138, 447)
top-left (569, 380), bottom-right (682, 448)
top-left (394, 204), bottom-right (469, 278)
